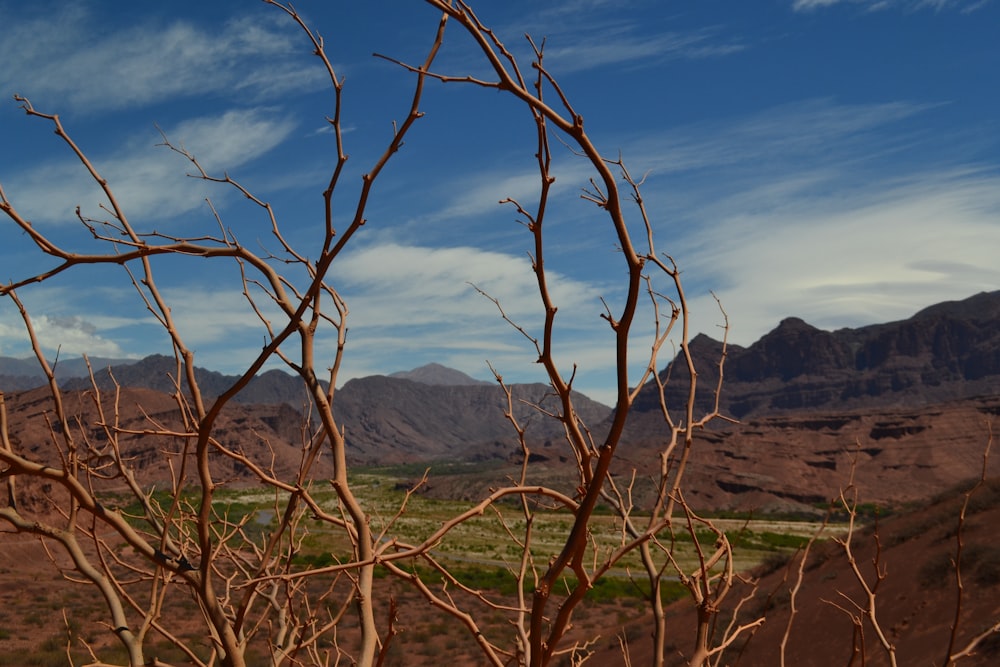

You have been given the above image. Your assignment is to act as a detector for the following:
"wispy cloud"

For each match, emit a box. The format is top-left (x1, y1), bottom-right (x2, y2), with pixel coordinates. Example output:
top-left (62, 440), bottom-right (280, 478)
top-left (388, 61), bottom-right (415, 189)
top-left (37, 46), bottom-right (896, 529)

top-left (541, 25), bottom-right (745, 73)
top-left (0, 279), bottom-right (296, 374)
top-left (2, 109), bottom-right (296, 224)
top-left (791, 0), bottom-right (991, 11)
top-left (629, 98), bottom-right (941, 175)
top-left (426, 164), bottom-right (599, 225)
top-left (792, 0), bottom-right (846, 8)
top-left (0, 5), bottom-right (324, 113)
top-left (480, 2), bottom-right (744, 74)
top-left (329, 241), bottom-right (603, 328)
top-left (583, 96), bottom-right (1000, 348)
top-left (158, 285), bottom-right (281, 350)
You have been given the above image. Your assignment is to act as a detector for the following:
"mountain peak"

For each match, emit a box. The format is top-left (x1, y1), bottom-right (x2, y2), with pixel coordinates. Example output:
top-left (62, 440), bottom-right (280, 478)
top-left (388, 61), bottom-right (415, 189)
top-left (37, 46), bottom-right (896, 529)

top-left (389, 363), bottom-right (491, 386)
top-left (771, 316), bottom-right (819, 333)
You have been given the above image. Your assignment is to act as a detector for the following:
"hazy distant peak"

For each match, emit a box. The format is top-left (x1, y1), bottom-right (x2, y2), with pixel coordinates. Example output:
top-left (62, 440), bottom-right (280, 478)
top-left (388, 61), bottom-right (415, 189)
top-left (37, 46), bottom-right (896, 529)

top-left (389, 363), bottom-right (491, 386)
top-left (775, 316), bottom-right (815, 330)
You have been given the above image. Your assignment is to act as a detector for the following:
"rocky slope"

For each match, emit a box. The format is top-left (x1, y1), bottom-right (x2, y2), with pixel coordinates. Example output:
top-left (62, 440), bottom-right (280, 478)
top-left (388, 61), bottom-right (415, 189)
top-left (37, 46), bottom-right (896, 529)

top-left (618, 395), bottom-right (1000, 513)
top-left (1, 385), bottom-right (321, 490)
top-left (643, 290), bottom-right (1000, 420)
top-left (333, 373), bottom-right (610, 464)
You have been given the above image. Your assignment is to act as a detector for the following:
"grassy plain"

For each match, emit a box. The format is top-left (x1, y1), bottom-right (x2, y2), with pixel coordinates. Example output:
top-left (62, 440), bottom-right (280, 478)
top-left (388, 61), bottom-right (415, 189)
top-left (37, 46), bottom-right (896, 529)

top-left (217, 463), bottom-right (826, 599)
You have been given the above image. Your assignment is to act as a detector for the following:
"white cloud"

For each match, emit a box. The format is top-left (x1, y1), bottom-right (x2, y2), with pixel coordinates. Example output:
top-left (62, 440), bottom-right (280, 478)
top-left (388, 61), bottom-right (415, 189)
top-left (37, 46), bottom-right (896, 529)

top-left (431, 171), bottom-right (547, 222)
top-left (2, 109), bottom-right (296, 224)
top-left (322, 241), bottom-right (615, 386)
top-left (476, 2), bottom-right (744, 75)
top-left (0, 282), bottom-right (160, 360)
top-left (679, 168), bottom-right (1000, 346)
top-left (0, 310), bottom-right (131, 360)
top-left (29, 314), bottom-right (130, 359)
top-left (160, 286), bottom-right (265, 344)
top-left (428, 166), bottom-right (595, 224)
top-left (330, 242), bottom-right (604, 327)
top-left (0, 280), bottom-right (298, 374)
top-left (792, 0), bottom-right (854, 9)
top-left (162, 109), bottom-right (296, 173)
top-left (0, 5), bottom-right (324, 113)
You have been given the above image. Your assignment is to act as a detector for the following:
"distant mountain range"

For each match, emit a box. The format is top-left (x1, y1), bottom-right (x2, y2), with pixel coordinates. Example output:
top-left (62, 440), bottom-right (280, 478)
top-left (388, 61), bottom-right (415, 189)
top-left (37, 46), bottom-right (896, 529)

top-left (6, 290), bottom-right (1000, 417)
top-left (0, 355), bottom-right (135, 390)
top-left (3, 290), bottom-right (1000, 509)
top-left (0, 354), bottom-right (609, 466)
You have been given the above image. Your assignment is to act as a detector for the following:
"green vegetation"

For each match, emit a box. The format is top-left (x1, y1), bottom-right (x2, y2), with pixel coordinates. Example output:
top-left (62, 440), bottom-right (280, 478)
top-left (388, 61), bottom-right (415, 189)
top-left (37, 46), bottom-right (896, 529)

top-left (102, 470), bottom-right (826, 608)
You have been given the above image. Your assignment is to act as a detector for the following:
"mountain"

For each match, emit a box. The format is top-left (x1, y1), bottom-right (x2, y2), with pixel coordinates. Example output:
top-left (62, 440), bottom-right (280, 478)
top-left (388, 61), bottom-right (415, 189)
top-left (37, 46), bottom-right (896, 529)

top-left (333, 374), bottom-right (610, 464)
top-left (5, 291), bottom-right (1000, 510)
top-left (55, 355), bottom-right (317, 407)
top-left (5, 355), bottom-right (612, 468)
top-left (641, 290), bottom-right (1000, 420)
top-left (389, 363), bottom-right (491, 386)
top-left (0, 355), bottom-right (138, 391)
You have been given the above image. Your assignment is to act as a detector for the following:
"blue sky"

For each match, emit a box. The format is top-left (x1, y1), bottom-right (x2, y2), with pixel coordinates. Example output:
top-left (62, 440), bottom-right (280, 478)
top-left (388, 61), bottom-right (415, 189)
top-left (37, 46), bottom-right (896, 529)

top-left (1, 0), bottom-right (998, 405)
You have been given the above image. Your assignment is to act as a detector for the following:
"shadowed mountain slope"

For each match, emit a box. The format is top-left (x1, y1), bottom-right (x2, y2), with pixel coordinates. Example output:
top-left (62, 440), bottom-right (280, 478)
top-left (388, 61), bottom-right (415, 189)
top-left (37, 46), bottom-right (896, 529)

top-left (640, 290), bottom-right (1000, 420)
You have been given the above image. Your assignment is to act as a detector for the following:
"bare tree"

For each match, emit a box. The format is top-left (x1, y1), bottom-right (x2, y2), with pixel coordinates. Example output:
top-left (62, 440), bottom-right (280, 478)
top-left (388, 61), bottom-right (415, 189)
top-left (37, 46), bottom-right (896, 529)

top-left (4, 3), bottom-right (993, 667)
top-left (0, 3), bottom-right (740, 665)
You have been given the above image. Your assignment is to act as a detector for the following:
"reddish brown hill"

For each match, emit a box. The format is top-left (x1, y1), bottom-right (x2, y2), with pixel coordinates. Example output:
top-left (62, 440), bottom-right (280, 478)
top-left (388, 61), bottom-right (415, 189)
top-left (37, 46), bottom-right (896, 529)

top-left (1, 385), bottom-right (328, 491)
top-left (590, 477), bottom-right (1000, 666)
top-left (618, 396), bottom-right (1000, 513)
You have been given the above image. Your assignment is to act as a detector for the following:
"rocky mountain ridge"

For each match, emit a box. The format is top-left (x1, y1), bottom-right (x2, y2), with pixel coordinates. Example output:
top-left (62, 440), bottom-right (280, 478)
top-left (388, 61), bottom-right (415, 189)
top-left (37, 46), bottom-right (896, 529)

top-left (643, 290), bottom-right (1000, 420)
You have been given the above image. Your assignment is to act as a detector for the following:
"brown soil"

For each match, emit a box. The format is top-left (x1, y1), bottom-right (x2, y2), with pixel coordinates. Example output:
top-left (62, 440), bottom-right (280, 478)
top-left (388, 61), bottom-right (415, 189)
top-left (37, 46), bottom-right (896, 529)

top-left (590, 477), bottom-right (1000, 666)
top-left (0, 532), bottom-right (646, 665)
